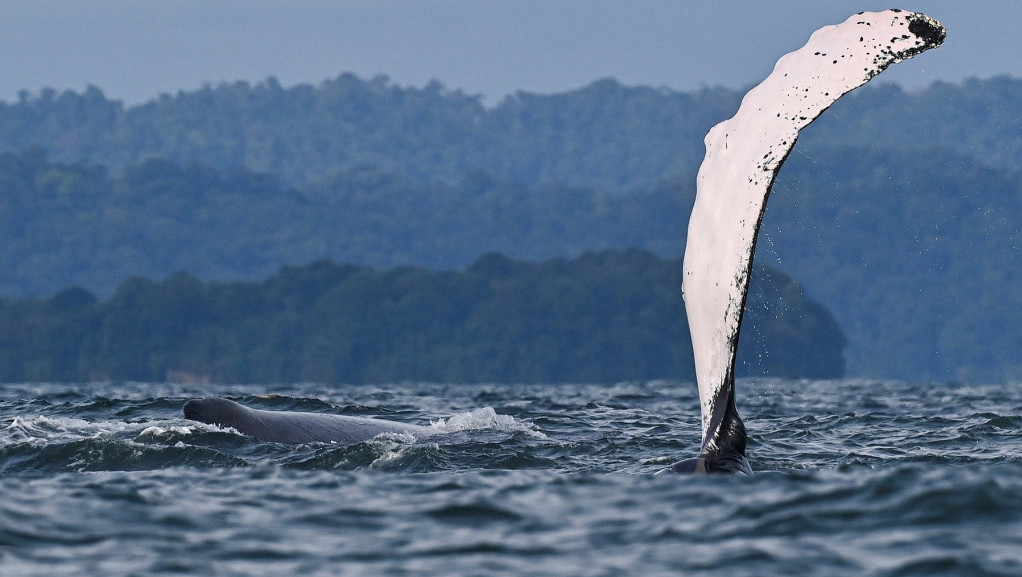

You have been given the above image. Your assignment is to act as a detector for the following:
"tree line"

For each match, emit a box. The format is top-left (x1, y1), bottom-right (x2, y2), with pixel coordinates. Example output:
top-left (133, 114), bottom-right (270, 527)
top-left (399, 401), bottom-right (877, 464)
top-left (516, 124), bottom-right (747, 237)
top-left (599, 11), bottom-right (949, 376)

top-left (2, 140), bottom-right (1021, 381)
top-left (0, 149), bottom-right (686, 298)
top-left (2, 75), bottom-right (1020, 189)
top-left (0, 250), bottom-right (845, 384)
top-left (2, 74), bottom-right (1022, 382)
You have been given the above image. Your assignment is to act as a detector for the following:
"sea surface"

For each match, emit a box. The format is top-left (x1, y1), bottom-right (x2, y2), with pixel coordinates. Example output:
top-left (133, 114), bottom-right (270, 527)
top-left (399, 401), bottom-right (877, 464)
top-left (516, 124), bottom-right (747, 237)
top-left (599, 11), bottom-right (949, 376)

top-left (1, 379), bottom-right (1020, 576)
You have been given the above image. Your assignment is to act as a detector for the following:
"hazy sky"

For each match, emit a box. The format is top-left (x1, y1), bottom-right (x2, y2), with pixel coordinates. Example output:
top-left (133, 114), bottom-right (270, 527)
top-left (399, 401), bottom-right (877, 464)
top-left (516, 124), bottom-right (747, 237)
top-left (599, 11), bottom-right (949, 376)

top-left (2, 1), bottom-right (1017, 105)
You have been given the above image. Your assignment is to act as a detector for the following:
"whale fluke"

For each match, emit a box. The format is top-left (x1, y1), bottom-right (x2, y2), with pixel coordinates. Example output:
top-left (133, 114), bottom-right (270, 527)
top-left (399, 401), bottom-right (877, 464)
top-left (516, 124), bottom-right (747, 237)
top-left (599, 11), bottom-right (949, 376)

top-left (183, 397), bottom-right (435, 444)
top-left (662, 10), bottom-right (946, 474)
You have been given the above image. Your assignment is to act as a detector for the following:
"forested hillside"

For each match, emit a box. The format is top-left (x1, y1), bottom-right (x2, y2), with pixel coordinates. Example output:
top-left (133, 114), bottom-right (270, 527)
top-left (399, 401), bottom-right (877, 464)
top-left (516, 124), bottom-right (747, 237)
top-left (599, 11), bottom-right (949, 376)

top-left (0, 150), bottom-right (685, 297)
top-left (4, 76), bottom-right (1020, 189)
top-left (0, 251), bottom-right (844, 384)
top-left (1, 74), bottom-right (1020, 382)
top-left (0, 77), bottom-right (730, 190)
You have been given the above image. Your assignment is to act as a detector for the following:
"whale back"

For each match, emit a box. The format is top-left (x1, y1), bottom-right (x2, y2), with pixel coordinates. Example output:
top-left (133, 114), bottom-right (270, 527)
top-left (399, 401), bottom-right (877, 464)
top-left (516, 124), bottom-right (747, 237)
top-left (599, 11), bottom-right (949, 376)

top-left (183, 397), bottom-right (434, 444)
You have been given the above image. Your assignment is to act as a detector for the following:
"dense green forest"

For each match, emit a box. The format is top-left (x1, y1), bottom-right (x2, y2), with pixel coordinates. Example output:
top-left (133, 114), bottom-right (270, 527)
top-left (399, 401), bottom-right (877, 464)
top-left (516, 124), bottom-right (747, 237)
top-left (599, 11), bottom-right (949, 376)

top-left (0, 77), bottom-right (727, 189)
top-left (1, 74), bottom-right (1021, 382)
top-left (0, 150), bottom-right (684, 297)
top-left (0, 251), bottom-right (844, 384)
top-left (2, 76), bottom-right (1020, 189)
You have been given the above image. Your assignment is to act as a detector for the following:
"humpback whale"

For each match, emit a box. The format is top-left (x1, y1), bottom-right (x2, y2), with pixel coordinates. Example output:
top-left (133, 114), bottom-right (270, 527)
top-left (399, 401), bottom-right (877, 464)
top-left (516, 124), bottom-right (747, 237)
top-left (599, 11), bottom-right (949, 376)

top-left (183, 10), bottom-right (946, 457)
top-left (660, 10), bottom-right (945, 474)
top-left (183, 397), bottom-right (435, 444)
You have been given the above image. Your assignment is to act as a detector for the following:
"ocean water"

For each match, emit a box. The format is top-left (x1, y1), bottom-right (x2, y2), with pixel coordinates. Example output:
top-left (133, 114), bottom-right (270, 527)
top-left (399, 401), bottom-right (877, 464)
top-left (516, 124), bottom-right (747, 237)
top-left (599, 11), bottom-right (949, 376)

top-left (1, 379), bottom-right (1020, 576)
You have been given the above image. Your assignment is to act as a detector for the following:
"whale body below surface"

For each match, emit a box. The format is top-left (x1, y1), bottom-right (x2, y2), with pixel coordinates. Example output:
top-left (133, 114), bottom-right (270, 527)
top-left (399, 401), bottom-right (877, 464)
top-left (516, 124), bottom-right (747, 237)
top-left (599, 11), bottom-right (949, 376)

top-left (183, 398), bottom-right (435, 444)
top-left (662, 10), bottom-right (945, 475)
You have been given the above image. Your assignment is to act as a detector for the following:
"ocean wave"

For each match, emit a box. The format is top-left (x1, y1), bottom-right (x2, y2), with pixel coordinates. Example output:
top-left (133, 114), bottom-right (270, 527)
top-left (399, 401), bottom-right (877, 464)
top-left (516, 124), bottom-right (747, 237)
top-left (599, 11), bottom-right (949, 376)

top-left (430, 406), bottom-right (547, 439)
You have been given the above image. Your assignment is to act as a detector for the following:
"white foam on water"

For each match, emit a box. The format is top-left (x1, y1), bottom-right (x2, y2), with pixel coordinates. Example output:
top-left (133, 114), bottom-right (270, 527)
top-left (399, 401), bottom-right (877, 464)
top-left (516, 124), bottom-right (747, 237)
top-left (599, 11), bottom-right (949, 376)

top-left (430, 407), bottom-right (547, 439)
top-left (137, 424), bottom-right (195, 439)
top-left (368, 434), bottom-right (423, 467)
top-left (2, 414), bottom-right (129, 445)
top-left (370, 430), bottom-right (418, 445)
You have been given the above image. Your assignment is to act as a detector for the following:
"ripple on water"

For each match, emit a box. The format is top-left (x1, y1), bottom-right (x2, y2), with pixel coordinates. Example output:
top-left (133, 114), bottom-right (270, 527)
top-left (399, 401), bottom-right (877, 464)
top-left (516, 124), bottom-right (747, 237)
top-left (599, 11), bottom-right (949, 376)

top-left (1, 380), bottom-right (1021, 576)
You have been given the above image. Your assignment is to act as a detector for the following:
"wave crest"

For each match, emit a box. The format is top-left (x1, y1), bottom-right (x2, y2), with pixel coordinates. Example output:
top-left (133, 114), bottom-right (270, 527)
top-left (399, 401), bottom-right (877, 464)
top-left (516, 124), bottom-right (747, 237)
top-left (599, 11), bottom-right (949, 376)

top-left (430, 407), bottom-right (546, 439)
